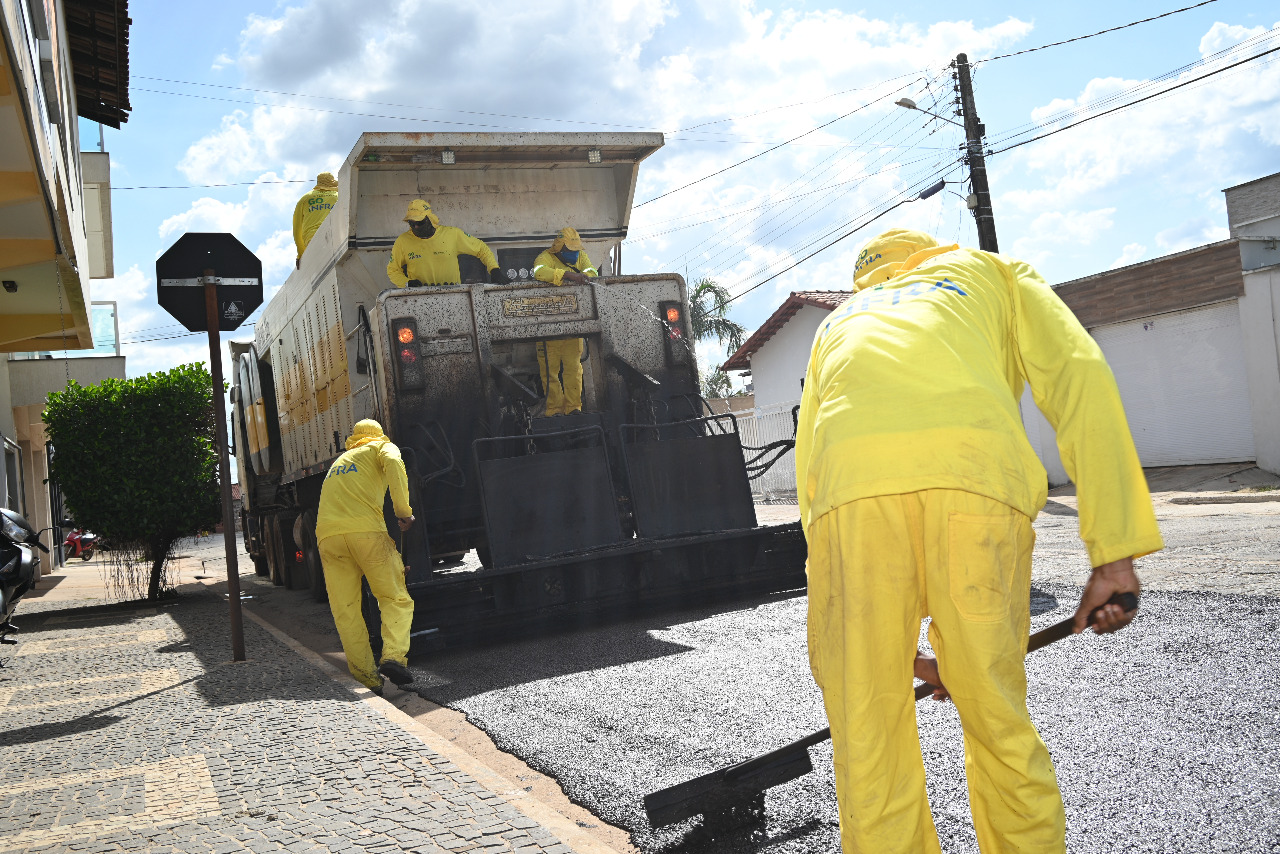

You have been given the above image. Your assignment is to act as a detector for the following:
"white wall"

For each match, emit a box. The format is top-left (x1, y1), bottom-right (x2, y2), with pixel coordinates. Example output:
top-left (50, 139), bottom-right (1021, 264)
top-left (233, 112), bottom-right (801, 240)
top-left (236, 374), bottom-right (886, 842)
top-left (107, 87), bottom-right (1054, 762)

top-left (1238, 266), bottom-right (1280, 474)
top-left (750, 304), bottom-right (831, 410)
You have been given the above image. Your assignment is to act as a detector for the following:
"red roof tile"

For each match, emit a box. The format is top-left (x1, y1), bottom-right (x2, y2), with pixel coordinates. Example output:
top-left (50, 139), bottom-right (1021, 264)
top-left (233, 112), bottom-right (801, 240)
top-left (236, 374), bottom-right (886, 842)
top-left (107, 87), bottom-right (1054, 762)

top-left (721, 291), bottom-right (851, 371)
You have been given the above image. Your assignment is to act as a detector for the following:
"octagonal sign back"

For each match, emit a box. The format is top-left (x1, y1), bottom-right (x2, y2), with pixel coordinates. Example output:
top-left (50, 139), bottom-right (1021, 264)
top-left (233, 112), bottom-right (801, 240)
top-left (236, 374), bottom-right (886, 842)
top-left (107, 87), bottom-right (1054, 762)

top-left (157, 233), bottom-right (263, 332)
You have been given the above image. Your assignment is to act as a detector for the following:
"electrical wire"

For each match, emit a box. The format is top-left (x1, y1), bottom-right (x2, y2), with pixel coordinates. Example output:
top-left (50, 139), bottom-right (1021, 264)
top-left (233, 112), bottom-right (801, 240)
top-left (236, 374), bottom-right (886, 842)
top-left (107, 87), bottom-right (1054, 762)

top-left (653, 69), bottom-right (954, 271)
top-left (979, 0), bottom-right (1220, 63)
top-left (634, 80), bottom-right (919, 209)
top-left (989, 41), bottom-right (1280, 156)
top-left (723, 162), bottom-right (962, 305)
top-left (114, 179), bottom-right (307, 190)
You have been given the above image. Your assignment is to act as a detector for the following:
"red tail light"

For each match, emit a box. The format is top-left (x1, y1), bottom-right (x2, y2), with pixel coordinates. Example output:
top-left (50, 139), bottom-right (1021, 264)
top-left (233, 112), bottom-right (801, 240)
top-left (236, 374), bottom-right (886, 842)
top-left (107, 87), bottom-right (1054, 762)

top-left (295, 550), bottom-right (304, 562)
top-left (665, 306), bottom-right (681, 323)
top-left (391, 317), bottom-right (425, 389)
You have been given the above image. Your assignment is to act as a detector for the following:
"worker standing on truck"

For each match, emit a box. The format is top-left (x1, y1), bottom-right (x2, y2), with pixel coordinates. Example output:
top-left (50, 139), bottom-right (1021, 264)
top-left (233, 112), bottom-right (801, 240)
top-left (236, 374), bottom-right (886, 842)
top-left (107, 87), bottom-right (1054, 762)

top-left (531, 227), bottom-right (598, 416)
top-left (794, 228), bottom-right (1163, 854)
top-left (387, 199), bottom-right (509, 287)
top-left (292, 172), bottom-right (339, 268)
top-left (316, 419), bottom-right (417, 695)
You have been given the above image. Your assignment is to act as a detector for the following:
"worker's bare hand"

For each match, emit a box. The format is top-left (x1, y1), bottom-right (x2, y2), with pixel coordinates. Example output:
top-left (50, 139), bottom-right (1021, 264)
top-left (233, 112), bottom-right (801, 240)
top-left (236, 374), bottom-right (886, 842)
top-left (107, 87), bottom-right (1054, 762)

top-left (397, 515), bottom-right (414, 532)
top-left (913, 653), bottom-right (950, 701)
top-left (562, 271), bottom-right (590, 285)
top-left (1074, 557), bottom-right (1140, 635)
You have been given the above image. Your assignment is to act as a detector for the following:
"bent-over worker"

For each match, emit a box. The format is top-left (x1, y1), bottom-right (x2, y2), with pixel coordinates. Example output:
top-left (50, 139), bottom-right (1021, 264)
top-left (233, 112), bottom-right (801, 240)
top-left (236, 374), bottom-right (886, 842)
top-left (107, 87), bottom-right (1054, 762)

top-left (386, 199), bottom-right (509, 287)
top-left (316, 419), bottom-right (417, 694)
top-left (292, 172), bottom-right (339, 268)
top-left (794, 228), bottom-right (1164, 853)
top-left (531, 227), bottom-right (598, 416)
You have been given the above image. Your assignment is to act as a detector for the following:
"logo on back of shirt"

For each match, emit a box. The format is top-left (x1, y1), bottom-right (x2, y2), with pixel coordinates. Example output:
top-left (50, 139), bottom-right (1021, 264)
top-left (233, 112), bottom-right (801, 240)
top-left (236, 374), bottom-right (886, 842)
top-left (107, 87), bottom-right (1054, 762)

top-left (819, 278), bottom-right (970, 340)
top-left (326, 462), bottom-right (359, 479)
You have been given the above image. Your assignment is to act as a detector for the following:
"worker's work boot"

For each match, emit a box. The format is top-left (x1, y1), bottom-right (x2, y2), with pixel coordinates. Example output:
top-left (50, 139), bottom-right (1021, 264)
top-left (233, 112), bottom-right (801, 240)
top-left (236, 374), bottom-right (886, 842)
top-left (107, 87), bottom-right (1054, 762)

top-left (378, 660), bottom-right (414, 687)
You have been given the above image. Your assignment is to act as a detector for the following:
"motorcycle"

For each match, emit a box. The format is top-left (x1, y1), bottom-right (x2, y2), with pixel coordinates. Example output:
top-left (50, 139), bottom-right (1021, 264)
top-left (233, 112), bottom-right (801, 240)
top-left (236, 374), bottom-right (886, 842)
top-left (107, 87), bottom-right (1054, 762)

top-left (62, 521), bottom-right (98, 561)
top-left (1, 507), bottom-right (49, 653)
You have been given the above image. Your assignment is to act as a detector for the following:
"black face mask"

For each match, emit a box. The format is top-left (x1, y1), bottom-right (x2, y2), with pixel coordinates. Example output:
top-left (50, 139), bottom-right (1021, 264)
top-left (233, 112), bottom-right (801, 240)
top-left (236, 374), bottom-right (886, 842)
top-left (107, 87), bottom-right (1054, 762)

top-left (410, 219), bottom-right (436, 239)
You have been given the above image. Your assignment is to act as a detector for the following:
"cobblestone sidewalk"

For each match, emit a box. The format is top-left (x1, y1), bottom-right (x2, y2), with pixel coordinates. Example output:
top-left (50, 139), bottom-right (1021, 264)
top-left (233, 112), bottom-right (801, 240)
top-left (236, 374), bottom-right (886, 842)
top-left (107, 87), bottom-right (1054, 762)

top-left (0, 584), bottom-right (585, 854)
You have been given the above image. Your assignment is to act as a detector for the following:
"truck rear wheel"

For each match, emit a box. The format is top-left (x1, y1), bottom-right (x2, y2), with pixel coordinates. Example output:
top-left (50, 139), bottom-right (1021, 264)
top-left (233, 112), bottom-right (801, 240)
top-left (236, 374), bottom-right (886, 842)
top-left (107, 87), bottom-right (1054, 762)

top-left (300, 510), bottom-right (327, 604)
top-left (265, 516), bottom-right (285, 586)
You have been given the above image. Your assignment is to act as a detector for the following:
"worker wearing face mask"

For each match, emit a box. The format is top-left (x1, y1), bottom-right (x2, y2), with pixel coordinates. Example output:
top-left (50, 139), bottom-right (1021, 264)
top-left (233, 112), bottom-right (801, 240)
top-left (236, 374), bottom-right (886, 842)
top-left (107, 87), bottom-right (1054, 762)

top-left (386, 199), bottom-right (509, 287)
top-left (531, 227), bottom-right (598, 416)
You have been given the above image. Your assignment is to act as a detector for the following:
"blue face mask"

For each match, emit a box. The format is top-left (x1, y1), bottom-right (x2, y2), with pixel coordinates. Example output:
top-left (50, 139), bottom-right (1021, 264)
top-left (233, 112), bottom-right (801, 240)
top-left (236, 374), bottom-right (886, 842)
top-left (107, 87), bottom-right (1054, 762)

top-left (558, 249), bottom-right (580, 266)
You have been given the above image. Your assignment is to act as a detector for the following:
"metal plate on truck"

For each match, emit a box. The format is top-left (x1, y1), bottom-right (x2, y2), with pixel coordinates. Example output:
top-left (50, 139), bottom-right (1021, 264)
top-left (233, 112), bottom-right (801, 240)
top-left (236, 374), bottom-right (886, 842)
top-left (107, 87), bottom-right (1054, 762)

top-left (502, 294), bottom-right (579, 318)
top-left (475, 427), bottom-right (624, 567)
top-left (622, 416), bottom-right (758, 539)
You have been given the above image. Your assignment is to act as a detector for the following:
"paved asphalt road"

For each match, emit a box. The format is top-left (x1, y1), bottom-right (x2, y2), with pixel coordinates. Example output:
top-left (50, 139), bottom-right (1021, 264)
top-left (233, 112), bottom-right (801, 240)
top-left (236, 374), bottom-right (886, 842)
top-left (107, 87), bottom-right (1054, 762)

top-left (405, 509), bottom-right (1280, 853)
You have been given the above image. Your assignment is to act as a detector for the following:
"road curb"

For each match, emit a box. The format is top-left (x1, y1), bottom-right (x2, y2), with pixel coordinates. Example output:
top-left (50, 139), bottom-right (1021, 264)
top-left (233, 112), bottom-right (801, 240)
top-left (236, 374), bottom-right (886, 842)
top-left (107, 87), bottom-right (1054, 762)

top-left (239, 604), bottom-right (632, 854)
top-left (1168, 493), bottom-right (1280, 505)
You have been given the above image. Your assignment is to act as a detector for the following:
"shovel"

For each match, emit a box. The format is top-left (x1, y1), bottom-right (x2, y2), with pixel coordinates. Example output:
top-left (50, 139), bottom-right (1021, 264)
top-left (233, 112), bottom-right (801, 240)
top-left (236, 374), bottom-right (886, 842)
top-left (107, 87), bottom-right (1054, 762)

top-left (643, 591), bottom-right (1139, 830)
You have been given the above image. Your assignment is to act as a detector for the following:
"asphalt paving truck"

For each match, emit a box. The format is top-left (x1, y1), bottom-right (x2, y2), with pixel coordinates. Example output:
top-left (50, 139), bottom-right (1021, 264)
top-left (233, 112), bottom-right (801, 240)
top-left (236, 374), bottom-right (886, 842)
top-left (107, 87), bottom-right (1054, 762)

top-left (229, 131), bottom-right (805, 646)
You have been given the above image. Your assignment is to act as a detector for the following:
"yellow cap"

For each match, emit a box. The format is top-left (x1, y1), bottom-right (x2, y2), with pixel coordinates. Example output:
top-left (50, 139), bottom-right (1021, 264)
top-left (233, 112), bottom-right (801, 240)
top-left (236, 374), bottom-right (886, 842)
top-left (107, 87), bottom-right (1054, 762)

top-left (852, 228), bottom-right (940, 291)
top-left (315, 172), bottom-right (338, 190)
top-left (346, 419), bottom-right (389, 450)
top-left (403, 199), bottom-right (441, 228)
top-left (550, 227), bottom-right (584, 253)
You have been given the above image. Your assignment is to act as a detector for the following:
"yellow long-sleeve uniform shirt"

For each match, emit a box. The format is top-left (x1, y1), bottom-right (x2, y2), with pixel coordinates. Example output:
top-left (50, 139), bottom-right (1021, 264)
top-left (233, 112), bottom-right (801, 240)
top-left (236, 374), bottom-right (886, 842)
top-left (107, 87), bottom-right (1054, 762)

top-left (316, 439), bottom-right (412, 542)
top-left (292, 187), bottom-right (338, 262)
top-left (531, 248), bottom-right (598, 286)
top-left (386, 227), bottom-right (499, 287)
top-left (795, 244), bottom-right (1163, 568)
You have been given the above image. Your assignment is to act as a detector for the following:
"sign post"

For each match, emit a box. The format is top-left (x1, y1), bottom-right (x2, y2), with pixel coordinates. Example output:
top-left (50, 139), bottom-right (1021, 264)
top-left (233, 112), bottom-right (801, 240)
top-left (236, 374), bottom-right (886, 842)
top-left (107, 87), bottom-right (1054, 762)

top-left (156, 233), bottom-right (263, 662)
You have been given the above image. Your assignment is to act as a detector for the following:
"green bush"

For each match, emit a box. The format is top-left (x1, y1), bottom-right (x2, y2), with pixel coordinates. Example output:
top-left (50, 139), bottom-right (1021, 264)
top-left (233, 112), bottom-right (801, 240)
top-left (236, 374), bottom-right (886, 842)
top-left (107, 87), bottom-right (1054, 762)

top-left (43, 364), bottom-right (221, 600)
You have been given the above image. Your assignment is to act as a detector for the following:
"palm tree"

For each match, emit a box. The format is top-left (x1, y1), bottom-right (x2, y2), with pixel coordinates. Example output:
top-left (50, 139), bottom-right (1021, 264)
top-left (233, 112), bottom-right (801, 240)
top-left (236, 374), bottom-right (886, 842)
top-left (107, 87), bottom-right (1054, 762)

top-left (689, 277), bottom-right (746, 357)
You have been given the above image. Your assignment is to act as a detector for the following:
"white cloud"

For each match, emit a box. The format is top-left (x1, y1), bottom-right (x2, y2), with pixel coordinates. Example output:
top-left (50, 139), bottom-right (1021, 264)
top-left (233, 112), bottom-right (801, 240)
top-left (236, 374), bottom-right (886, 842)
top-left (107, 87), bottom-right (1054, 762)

top-left (1110, 243), bottom-right (1146, 269)
top-left (1155, 219), bottom-right (1230, 254)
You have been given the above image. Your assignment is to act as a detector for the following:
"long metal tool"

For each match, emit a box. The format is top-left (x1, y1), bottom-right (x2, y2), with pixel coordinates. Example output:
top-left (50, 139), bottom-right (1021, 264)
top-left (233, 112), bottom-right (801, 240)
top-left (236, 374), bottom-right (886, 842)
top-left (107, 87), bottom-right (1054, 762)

top-left (643, 592), bottom-right (1139, 829)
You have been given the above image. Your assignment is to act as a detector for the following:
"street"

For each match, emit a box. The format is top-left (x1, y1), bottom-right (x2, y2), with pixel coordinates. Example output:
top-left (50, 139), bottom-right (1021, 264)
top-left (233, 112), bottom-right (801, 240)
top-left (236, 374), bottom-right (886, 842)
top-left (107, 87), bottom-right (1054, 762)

top-left (402, 499), bottom-right (1280, 853)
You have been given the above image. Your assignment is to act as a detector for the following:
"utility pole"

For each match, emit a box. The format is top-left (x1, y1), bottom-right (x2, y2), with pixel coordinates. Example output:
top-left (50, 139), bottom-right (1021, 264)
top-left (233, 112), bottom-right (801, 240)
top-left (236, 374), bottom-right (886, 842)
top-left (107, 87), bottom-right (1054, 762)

top-left (955, 53), bottom-right (999, 253)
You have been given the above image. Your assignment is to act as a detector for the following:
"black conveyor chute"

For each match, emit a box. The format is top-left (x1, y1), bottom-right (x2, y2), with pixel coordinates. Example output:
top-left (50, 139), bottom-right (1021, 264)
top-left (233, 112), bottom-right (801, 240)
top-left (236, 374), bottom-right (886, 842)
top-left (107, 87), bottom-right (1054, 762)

top-left (607, 354), bottom-right (661, 390)
top-left (490, 363), bottom-right (541, 407)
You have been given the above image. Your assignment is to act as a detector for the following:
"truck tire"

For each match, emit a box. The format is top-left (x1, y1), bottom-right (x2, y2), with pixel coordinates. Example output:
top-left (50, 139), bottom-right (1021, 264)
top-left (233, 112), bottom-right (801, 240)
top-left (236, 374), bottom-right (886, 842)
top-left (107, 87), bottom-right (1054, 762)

top-left (265, 516), bottom-right (285, 586)
top-left (281, 513), bottom-right (306, 591)
top-left (300, 509), bottom-right (327, 604)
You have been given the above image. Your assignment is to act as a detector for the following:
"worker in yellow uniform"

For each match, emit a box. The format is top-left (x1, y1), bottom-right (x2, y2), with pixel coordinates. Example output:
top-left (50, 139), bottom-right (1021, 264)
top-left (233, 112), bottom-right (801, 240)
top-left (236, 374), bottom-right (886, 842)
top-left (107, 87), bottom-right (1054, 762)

top-left (531, 227), bottom-right (598, 415)
top-left (386, 199), bottom-right (509, 287)
top-left (316, 419), bottom-right (416, 695)
top-left (795, 228), bottom-right (1164, 854)
top-left (292, 172), bottom-right (339, 268)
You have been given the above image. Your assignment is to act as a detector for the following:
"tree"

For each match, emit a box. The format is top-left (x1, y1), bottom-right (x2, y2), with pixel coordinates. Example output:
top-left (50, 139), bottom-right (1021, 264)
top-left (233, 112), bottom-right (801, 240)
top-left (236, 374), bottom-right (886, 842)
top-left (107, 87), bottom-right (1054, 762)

top-left (689, 277), bottom-right (746, 357)
top-left (701, 367), bottom-right (732, 400)
top-left (43, 364), bottom-right (221, 601)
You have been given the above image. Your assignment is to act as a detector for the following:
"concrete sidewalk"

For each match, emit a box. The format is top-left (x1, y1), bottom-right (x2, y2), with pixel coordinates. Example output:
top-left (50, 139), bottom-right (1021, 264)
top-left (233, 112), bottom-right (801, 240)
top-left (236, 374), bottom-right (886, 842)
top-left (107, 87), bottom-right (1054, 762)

top-left (0, 563), bottom-right (608, 854)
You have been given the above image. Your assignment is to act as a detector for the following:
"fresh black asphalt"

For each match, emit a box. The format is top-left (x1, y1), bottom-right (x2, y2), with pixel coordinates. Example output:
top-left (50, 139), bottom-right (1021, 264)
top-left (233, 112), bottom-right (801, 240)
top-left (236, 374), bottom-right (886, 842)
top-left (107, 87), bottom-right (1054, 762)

top-left (407, 513), bottom-right (1280, 853)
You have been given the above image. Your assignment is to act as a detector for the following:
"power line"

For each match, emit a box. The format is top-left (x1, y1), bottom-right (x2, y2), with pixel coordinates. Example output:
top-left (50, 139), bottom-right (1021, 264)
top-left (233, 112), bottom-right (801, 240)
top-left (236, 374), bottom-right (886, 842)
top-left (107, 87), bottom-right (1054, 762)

top-left (114, 179), bottom-right (307, 190)
top-left (980, 0), bottom-right (1220, 63)
top-left (634, 81), bottom-right (919, 209)
top-left (135, 75), bottom-right (656, 131)
top-left (990, 41), bottom-right (1280, 156)
top-left (654, 71), bottom-right (954, 271)
top-left (724, 164), bottom-right (961, 306)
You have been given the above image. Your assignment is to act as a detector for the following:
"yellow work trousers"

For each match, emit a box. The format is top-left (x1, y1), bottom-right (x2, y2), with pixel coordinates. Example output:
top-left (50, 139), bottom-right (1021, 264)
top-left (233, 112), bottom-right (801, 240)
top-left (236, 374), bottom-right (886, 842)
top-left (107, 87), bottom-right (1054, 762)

top-left (807, 489), bottom-right (1064, 854)
top-left (537, 338), bottom-right (583, 416)
top-left (318, 531), bottom-right (415, 689)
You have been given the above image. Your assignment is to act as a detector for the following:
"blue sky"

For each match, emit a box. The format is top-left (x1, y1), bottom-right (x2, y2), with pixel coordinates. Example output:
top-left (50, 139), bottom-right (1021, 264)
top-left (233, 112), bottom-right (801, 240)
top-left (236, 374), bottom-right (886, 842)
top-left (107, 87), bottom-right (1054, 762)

top-left (84, 0), bottom-right (1280, 379)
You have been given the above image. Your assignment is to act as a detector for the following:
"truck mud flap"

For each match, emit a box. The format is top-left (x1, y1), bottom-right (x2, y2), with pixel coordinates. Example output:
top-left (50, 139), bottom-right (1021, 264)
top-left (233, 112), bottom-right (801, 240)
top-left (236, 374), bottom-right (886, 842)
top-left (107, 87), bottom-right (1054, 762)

top-left (621, 414), bottom-right (757, 539)
top-left (474, 426), bottom-right (624, 568)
